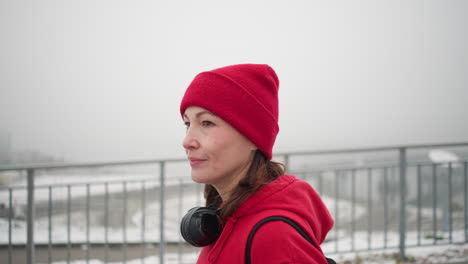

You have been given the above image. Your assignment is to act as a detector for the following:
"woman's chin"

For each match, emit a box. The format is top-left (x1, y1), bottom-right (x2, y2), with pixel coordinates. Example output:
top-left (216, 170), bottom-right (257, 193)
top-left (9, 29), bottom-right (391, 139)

top-left (191, 173), bottom-right (209, 184)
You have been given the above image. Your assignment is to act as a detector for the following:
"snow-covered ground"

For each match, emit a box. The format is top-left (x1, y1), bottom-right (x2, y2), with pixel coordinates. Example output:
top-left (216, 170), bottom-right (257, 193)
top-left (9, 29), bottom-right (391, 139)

top-left (0, 181), bottom-right (368, 244)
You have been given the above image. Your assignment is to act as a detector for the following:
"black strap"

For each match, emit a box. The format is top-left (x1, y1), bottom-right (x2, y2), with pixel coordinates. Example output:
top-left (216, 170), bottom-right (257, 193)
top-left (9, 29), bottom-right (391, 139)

top-left (245, 216), bottom-right (336, 264)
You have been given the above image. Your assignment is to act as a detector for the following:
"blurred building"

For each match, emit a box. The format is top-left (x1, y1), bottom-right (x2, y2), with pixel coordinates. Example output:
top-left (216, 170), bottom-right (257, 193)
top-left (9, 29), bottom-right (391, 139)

top-left (0, 130), bottom-right (11, 164)
top-left (0, 129), bottom-right (63, 165)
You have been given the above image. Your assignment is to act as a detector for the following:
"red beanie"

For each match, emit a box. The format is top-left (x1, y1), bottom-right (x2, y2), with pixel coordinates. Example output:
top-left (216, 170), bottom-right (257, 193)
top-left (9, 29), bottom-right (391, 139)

top-left (180, 64), bottom-right (280, 159)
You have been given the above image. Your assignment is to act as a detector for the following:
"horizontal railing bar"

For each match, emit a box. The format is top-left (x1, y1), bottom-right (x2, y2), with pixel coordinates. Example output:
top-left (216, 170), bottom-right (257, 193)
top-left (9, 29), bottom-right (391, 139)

top-left (326, 241), bottom-right (458, 255)
top-left (1, 241), bottom-right (459, 252)
top-left (0, 158), bottom-right (187, 172)
top-left (0, 179), bottom-right (196, 191)
top-left (275, 142), bottom-right (468, 157)
top-left (293, 165), bottom-right (399, 174)
top-left (0, 177), bottom-right (161, 190)
top-left (407, 160), bottom-right (468, 166)
top-left (327, 246), bottom-right (399, 255)
top-left (1, 240), bottom-right (459, 249)
top-left (290, 160), bottom-right (468, 174)
top-left (0, 242), bottom-right (189, 248)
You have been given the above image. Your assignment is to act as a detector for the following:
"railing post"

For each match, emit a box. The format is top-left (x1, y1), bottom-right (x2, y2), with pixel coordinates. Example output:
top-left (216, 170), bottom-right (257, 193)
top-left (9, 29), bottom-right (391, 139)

top-left (465, 162), bottom-right (468, 243)
top-left (398, 148), bottom-right (407, 260)
top-left (159, 161), bottom-right (166, 264)
top-left (284, 154), bottom-right (290, 173)
top-left (8, 188), bottom-right (13, 264)
top-left (26, 168), bottom-right (35, 264)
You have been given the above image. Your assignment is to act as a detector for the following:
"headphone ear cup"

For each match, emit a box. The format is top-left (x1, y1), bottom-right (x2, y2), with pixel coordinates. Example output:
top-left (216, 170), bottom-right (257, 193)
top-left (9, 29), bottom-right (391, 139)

top-left (180, 207), bottom-right (200, 246)
top-left (180, 206), bottom-right (221, 247)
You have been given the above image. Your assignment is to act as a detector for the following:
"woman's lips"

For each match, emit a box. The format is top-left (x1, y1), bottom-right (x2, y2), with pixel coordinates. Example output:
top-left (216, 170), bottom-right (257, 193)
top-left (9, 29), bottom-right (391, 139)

top-left (189, 157), bottom-right (206, 167)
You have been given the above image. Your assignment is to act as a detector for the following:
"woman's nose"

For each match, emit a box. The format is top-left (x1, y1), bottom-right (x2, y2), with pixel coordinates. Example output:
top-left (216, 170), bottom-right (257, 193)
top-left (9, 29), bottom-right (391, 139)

top-left (182, 128), bottom-right (200, 150)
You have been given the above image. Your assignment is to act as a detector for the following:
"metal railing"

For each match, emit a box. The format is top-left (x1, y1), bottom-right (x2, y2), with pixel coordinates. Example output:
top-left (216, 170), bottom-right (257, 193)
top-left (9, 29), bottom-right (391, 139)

top-left (0, 158), bottom-right (188, 264)
top-left (1, 142), bottom-right (467, 264)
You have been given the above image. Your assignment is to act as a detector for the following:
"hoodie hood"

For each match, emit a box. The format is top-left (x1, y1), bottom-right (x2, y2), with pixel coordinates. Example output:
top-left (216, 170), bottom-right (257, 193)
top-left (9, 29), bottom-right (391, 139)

top-left (231, 174), bottom-right (334, 244)
top-left (196, 174), bottom-right (335, 264)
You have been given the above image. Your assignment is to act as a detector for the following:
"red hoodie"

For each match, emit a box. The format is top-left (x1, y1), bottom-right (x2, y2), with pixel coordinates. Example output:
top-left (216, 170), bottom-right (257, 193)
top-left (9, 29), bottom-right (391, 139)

top-left (196, 174), bottom-right (334, 264)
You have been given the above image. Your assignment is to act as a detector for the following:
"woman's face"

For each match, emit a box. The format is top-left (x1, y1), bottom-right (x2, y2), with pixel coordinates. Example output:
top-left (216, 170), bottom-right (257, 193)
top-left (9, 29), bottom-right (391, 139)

top-left (182, 106), bottom-right (256, 195)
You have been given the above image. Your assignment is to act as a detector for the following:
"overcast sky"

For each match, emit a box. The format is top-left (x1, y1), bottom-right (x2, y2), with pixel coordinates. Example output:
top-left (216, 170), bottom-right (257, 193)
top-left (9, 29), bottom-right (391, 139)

top-left (1, 0), bottom-right (467, 163)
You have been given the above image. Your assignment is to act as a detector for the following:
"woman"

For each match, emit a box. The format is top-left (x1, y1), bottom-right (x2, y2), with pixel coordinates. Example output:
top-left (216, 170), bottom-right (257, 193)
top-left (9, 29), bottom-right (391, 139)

top-left (180, 64), bottom-right (334, 263)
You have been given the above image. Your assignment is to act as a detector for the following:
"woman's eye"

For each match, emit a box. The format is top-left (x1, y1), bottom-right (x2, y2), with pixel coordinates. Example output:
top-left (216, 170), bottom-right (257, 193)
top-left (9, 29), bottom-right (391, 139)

top-left (184, 121), bottom-right (190, 128)
top-left (202, 120), bottom-right (214, 127)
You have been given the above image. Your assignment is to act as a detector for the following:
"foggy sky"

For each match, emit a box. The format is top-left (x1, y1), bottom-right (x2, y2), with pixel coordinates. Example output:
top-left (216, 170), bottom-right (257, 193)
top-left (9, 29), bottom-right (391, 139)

top-left (1, 0), bottom-right (467, 163)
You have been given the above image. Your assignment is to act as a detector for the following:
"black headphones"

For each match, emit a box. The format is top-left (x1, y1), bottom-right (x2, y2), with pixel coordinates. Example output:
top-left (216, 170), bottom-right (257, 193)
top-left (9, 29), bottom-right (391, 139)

top-left (180, 206), bottom-right (222, 247)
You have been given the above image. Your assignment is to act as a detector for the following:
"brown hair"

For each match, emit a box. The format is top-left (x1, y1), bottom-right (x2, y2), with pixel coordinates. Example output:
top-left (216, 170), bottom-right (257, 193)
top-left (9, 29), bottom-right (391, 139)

top-left (204, 149), bottom-right (285, 223)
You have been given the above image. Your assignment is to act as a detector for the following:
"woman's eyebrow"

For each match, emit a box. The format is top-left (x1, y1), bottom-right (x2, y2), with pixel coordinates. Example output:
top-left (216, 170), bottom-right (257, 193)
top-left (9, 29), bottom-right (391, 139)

top-left (196, 111), bottom-right (216, 118)
top-left (184, 110), bottom-right (216, 120)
